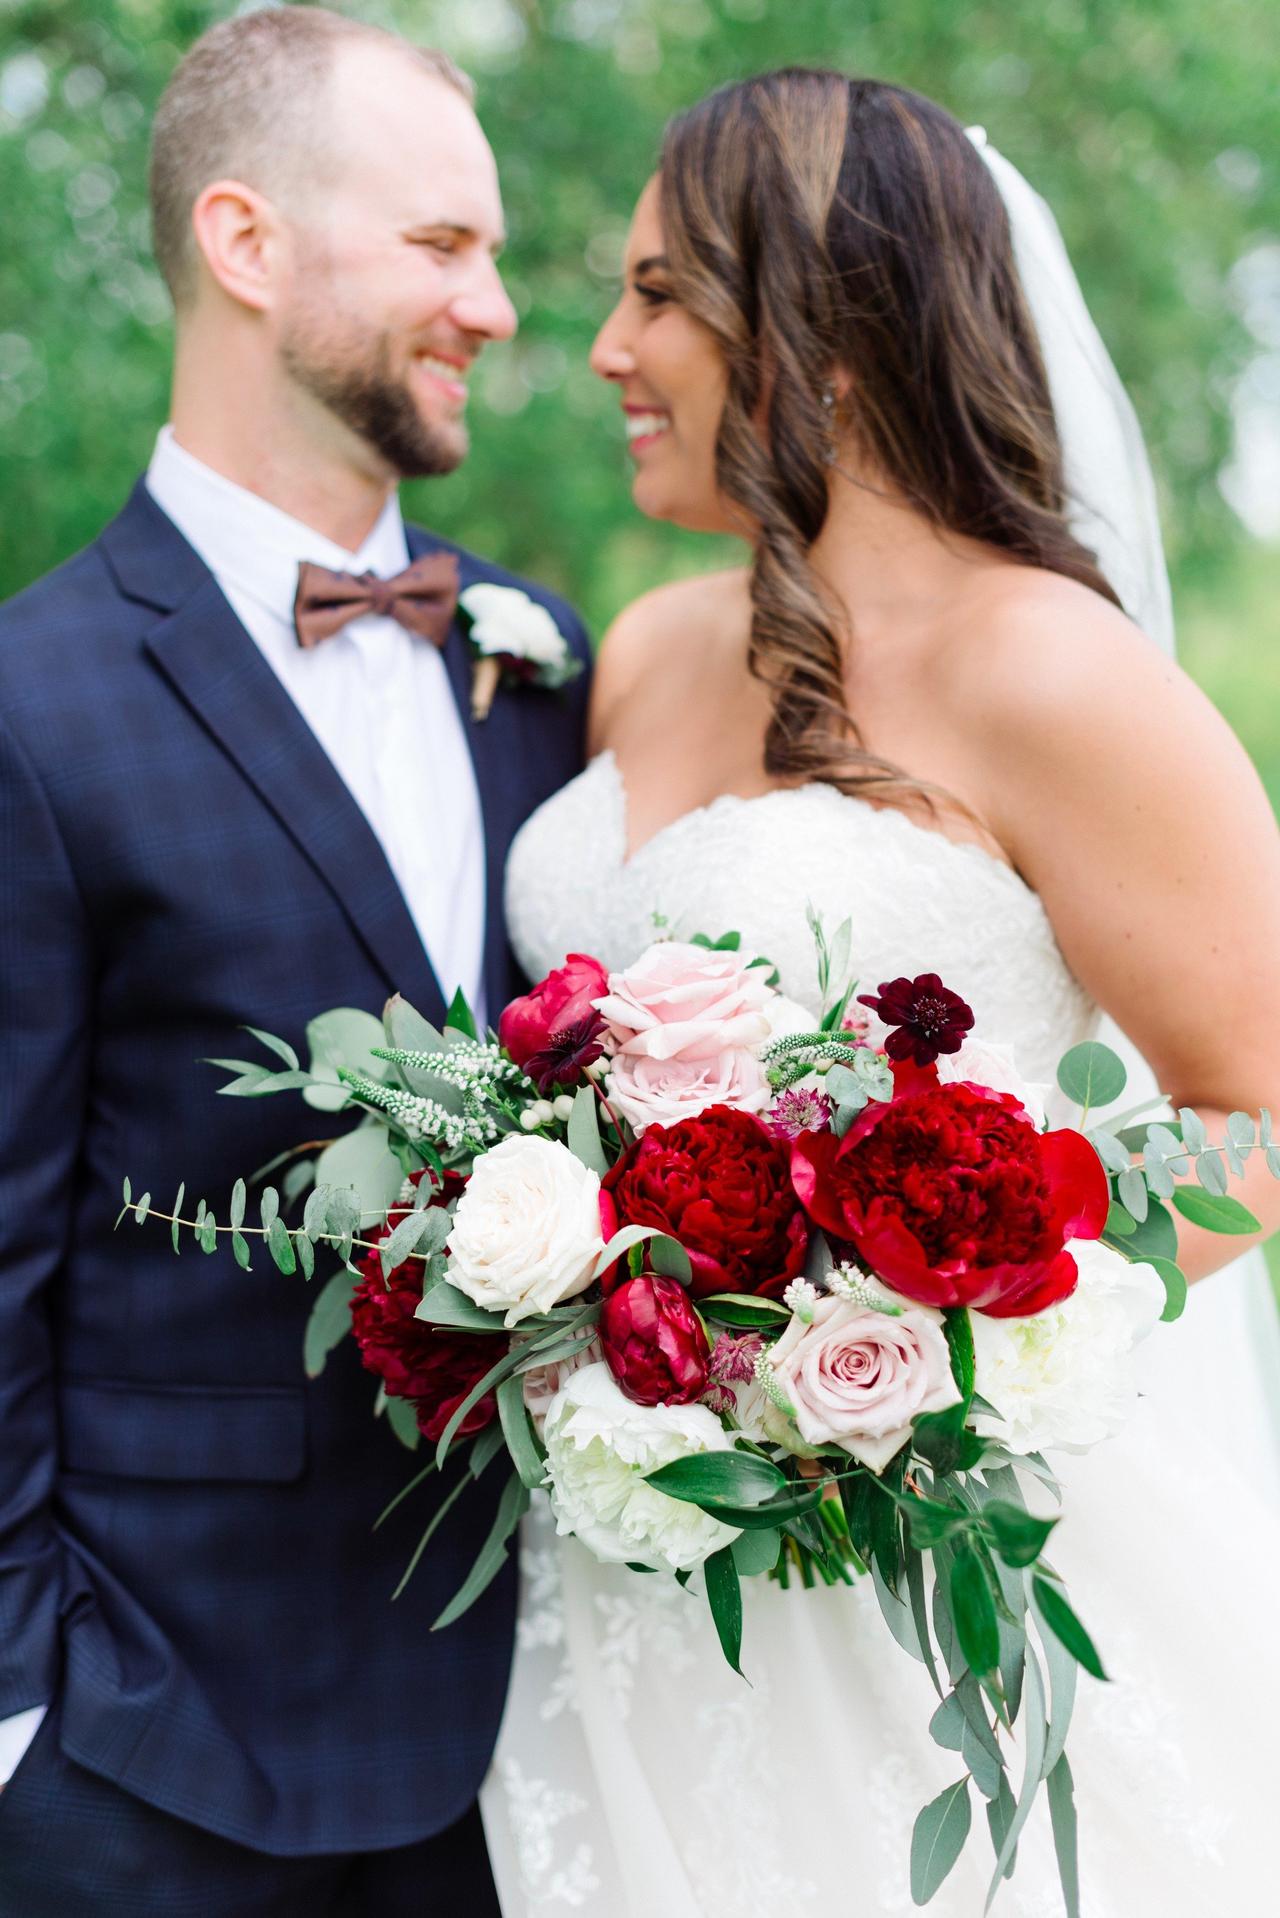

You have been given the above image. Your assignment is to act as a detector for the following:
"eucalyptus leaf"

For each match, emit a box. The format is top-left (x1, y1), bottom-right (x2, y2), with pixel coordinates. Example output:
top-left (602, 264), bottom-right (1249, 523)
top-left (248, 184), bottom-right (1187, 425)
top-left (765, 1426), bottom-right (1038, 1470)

top-left (304, 1265), bottom-right (360, 1378)
top-left (592, 1222), bottom-right (658, 1281)
top-left (910, 1777), bottom-right (971, 1906)
top-left (282, 1157), bottom-right (316, 1210)
top-left (984, 1644), bottom-right (1047, 1911)
top-left (304, 1007), bottom-right (391, 1115)
top-left (961, 1713), bottom-right (1004, 1800)
top-left (497, 1373), bottom-right (548, 1490)
top-left (1056, 1040), bottom-right (1126, 1111)
top-left (730, 1525), bottom-right (782, 1576)
top-left (435, 1344), bottom-right (527, 1469)
top-left (1046, 1754), bottom-right (1081, 1918)
top-left (232, 1230), bottom-right (252, 1271)
top-left (873, 1558), bottom-right (927, 1663)
top-left (229, 1177), bottom-right (246, 1230)
top-left (1195, 1148), bottom-right (1229, 1196)
top-left (1030, 1572), bottom-right (1079, 1781)
top-left (315, 1122), bottom-right (405, 1221)
top-left (1116, 1164), bottom-right (1149, 1223)
top-left (260, 1187), bottom-right (279, 1231)
top-left (294, 1229), bottom-right (314, 1281)
top-left (267, 1214), bottom-right (296, 1274)
top-left (1149, 1255), bottom-right (1188, 1322)
top-left (379, 1207), bottom-right (439, 1280)
top-left (1177, 1105), bottom-right (1208, 1153)
top-left (649, 1234), bottom-right (693, 1286)
top-left (470, 1420), bottom-right (509, 1478)
top-left (906, 1547), bottom-right (944, 1698)
top-left (1141, 1139), bottom-right (1176, 1200)
top-left (415, 1285), bottom-right (507, 1333)
top-left (928, 1692), bottom-right (966, 1753)
top-left (385, 1393), bottom-right (421, 1452)
top-left (197, 1211), bottom-right (217, 1253)
top-left (170, 1182), bottom-right (184, 1254)
top-left (134, 1191), bottom-right (150, 1224)
top-left (699, 1294), bottom-right (790, 1329)
top-left (1087, 1128), bottom-right (1132, 1175)
top-left (1146, 1122), bottom-right (1190, 1178)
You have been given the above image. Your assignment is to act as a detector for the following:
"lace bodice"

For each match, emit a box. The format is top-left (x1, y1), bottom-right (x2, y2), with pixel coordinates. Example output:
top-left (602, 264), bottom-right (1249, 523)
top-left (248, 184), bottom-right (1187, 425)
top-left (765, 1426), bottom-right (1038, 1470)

top-left (506, 750), bottom-right (1096, 1082)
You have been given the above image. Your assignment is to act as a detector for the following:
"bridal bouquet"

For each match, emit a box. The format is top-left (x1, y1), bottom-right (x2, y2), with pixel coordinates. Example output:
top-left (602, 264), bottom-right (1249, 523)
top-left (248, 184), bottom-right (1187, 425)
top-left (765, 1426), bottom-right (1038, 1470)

top-left (124, 916), bottom-right (1273, 1913)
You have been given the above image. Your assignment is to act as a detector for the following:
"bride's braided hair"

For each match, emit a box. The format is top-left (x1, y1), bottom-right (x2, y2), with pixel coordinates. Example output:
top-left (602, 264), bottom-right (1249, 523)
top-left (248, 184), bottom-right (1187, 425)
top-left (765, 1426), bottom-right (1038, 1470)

top-left (657, 69), bottom-right (1122, 804)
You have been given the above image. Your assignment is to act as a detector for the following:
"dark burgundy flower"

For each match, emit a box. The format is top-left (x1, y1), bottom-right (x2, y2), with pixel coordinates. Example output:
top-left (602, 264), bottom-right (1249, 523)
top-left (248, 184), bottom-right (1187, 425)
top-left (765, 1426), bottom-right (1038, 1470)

top-left (857, 973), bottom-right (975, 1067)
top-left (499, 953), bottom-right (610, 1092)
top-left (605, 1105), bottom-right (810, 1299)
top-left (791, 1061), bottom-right (1109, 1317)
top-left (601, 1275), bottom-right (711, 1406)
top-left (352, 1174), bottom-right (503, 1441)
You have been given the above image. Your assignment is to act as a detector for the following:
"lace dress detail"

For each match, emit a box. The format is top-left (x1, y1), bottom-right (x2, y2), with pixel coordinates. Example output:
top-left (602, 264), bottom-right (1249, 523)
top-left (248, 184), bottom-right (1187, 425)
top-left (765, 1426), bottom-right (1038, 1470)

top-left (481, 753), bottom-right (1280, 1918)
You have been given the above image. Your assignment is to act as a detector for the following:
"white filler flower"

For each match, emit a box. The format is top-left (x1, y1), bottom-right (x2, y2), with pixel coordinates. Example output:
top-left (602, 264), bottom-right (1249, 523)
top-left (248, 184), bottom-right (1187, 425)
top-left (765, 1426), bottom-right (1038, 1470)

top-left (542, 1362), bottom-right (742, 1573)
top-left (445, 1134), bottom-right (605, 1328)
top-left (970, 1238), bottom-right (1166, 1455)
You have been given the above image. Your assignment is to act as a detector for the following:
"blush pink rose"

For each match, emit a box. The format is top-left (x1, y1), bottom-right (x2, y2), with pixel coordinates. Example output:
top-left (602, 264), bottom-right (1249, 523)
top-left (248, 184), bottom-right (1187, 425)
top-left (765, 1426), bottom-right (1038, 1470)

top-left (605, 1047), bottom-right (770, 1134)
top-left (594, 941), bottom-right (775, 1064)
top-left (766, 1294), bottom-right (960, 1472)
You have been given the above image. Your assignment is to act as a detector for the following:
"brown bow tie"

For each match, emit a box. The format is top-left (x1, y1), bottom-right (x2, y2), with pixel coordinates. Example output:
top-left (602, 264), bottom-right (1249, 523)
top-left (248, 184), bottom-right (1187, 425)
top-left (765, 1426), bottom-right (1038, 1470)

top-left (293, 550), bottom-right (460, 649)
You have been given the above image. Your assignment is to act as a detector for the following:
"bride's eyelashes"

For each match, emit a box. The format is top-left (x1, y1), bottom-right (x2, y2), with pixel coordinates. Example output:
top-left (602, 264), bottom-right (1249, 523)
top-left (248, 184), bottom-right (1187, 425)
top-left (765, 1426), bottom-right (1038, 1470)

top-left (632, 281), bottom-right (672, 308)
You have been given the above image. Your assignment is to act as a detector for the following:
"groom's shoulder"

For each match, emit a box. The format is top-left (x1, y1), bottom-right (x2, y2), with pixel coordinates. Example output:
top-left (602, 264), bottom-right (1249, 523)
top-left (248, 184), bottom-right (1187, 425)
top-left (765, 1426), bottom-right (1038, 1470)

top-left (407, 523), bottom-right (592, 666)
top-left (0, 535), bottom-right (126, 686)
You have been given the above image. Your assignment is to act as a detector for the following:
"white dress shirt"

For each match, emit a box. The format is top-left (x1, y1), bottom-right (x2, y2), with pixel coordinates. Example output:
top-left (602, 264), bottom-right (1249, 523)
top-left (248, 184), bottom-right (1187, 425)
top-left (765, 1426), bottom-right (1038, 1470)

top-left (0, 434), bottom-right (488, 1786)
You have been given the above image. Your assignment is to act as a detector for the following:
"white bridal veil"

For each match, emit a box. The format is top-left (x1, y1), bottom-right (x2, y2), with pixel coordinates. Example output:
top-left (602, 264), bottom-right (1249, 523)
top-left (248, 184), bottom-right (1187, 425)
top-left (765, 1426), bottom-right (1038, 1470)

top-left (967, 127), bottom-right (1280, 1494)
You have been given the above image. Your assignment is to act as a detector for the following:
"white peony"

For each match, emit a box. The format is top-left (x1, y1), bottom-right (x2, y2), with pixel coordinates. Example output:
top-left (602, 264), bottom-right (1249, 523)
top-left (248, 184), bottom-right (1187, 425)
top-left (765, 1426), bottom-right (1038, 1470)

top-left (541, 1362), bottom-right (742, 1572)
top-left (458, 583), bottom-right (569, 667)
top-left (759, 992), bottom-right (820, 1047)
top-left (445, 1135), bottom-right (606, 1328)
top-left (936, 1037), bottom-right (1050, 1129)
top-left (521, 1333), bottom-right (603, 1432)
top-left (970, 1239), bottom-right (1166, 1455)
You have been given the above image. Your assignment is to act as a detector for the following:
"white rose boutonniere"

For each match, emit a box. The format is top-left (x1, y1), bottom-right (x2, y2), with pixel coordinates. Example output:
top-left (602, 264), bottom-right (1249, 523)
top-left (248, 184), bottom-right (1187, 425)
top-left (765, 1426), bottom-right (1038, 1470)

top-left (457, 582), bottom-right (583, 721)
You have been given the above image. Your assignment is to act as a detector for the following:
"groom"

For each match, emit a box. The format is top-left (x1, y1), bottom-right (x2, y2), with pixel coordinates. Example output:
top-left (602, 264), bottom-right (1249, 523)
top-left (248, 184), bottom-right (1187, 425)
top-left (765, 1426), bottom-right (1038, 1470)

top-left (0, 9), bottom-right (588, 1912)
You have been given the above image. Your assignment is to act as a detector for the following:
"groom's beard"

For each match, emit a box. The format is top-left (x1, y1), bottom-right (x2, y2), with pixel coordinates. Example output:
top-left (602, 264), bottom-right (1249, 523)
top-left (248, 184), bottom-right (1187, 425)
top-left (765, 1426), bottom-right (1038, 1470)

top-left (280, 312), bottom-right (467, 480)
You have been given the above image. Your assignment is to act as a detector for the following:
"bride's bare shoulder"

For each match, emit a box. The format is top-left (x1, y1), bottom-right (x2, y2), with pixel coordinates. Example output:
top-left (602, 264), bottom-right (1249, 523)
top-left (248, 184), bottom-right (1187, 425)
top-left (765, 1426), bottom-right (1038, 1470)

top-left (588, 568), bottom-right (750, 747)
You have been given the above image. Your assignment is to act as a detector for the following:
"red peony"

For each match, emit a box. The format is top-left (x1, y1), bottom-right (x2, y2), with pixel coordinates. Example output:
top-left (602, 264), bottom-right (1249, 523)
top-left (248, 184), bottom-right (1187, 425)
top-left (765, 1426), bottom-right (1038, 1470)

top-left (600, 1274), bottom-right (712, 1406)
top-left (498, 953), bottom-right (610, 1092)
top-left (605, 1105), bottom-right (810, 1299)
top-left (791, 1062), bottom-right (1108, 1317)
top-left (351, 1170), bottom-right (504, 1441)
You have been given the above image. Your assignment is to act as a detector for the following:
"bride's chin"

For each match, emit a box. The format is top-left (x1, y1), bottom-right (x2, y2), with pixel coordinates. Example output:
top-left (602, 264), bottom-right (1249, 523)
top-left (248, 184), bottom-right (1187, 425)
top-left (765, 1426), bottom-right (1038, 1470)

top-left (629, 472), bottom-right (737, 537)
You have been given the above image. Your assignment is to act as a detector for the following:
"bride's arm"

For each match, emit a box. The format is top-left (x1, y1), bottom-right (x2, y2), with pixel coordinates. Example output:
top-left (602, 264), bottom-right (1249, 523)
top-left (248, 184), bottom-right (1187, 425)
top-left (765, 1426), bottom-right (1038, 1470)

top-left (970, 574), bottom-right (1280, 1282)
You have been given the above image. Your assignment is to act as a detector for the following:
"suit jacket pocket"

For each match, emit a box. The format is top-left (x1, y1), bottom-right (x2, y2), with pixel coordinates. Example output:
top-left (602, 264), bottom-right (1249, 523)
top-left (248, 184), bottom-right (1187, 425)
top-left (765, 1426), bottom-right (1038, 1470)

top-left (58, 1378), bottom-right (307, 1484)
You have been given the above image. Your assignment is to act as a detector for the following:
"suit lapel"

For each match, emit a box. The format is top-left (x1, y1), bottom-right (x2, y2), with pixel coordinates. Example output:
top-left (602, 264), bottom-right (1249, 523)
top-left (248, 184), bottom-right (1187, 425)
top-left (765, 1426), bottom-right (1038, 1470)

top-left (102, 483), bottom-right (448, 1024)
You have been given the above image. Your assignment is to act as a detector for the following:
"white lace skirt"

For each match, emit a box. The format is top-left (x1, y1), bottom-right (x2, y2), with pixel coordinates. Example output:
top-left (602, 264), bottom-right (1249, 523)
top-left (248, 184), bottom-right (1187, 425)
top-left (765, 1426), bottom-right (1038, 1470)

top-left (481, 1250), bottom-right (1280, 1916)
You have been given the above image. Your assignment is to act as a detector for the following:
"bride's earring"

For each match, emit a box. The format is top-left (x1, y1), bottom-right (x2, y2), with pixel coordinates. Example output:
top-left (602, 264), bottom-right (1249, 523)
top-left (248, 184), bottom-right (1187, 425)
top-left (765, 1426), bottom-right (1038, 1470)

top-left (819, 381), bottom-right (839, 465)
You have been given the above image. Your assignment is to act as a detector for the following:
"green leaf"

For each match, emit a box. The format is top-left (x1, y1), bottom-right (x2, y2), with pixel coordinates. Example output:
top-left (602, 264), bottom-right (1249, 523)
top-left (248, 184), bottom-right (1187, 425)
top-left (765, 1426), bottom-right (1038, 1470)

top-left (592, 1222), bottom-right (658, 1280)
top-left (282, 1158), bottom-right (315, 1210)
top-left (703, 1545), bottom-right (744, 1676)
top-left (707, 1488), bottom-right (824, 1530)
top-left (907, 1547), bottom-right (944, 1698)
top-left (1087, 1127), bottom-right (1132, 1175)
top-left (985, 1773), bottom-right (1019, 1886)
top-left (304, 1266), bottom-right (360, 1378)
top-left (241, 1024), bottom-right (300, 1070)
top-left (928, 1692), bottom-right (966, 1752)
top-left (497, 1373), bottom-right (547, 1490)
top-left (1056, 1040), bottom-right (1126, 1111)
top-left (432, 1471), bottom-right (528, 1629)
top-left (442, 987), bottom-right (478, 1040)
top-left (1104, 1198), bottom-right (1137, 1235)
top-left (912, 1400), bottom-right (984, 1474)
top-left (379, 1207), bottom-right (440, 1280)
top-left (943, 1307), bottom-right (975, 1402)
top-left (469, 1420), bottom-right (509, 1479)
top-left (566, 1082), bottom-right (609, 1175)
top-left (385, 1393), bottom-right (421, 1452)
top-left (649, 1233), bottom-right (693, 1286)
top-left (303, 1185), bottom-right (331, 1244)
top-left (1116, 1165), bottom-right (1149, 1223)
top-left (121, 1175), bottom-right (132, 1206)
top-left (134, 1191), bottom-right (150, 1224)
top-left (229, 1177), bottom-right (246, 1230)
top-left (1046, 1754), bottom-right (1081, 1918)
top-left (730, 1527), bottom-right (781, 1576)
top-left (1149, 1254), bottom-right (1188, 1322)
top-left (197, 1211), bottom-right (217, 1254)
top-left (435, 1343), bottom-right (527, 1470)
top-left (1103, 1195), bottom-right (1178, 1261)
top-left (949, 1543), bottom-right (1000, 1677)
top-left (698, 1294), bottom-right (790, 1329)
top-left (1195, 1147), bottom-right (1229, 1195)
top-left (1172, 1186), bottom-right (1259, 1234)
top-left (644, 1450), bottom-right (786, 1509)
top-left (266, 1214), bottom-right (296, 1274)
top-left (392, 1465), bottom-right (474, 1597)
top-left (1029, 1571), bottom-right (1079, 1781)
top-left (898, 1494), bottom-right (971, 1551)
top-left (910, 1777), bottom-right (971, 1906)
top-left (170, 1182), bottom-right (184, 1254)
top-left (259, 1186), bottom-right (279, 1230)
top-left (984, 1645), bottom-right (1048, 1910)
top-left (981, 1500), bottom-right (1058, 1568)
top-left (1031, 1574), bottom-right (1107, 1681)
top-left (294, 1229), bottom-right (315, 1281)
top-left (231, 1230), bottom-right (252, 1271)
top-left (415, 1285), bottom-right (507, 1333)
top-left (315, 1122), bottom-right (405, 1221)
top-left (303, 1007), bottom-right (392, 1112)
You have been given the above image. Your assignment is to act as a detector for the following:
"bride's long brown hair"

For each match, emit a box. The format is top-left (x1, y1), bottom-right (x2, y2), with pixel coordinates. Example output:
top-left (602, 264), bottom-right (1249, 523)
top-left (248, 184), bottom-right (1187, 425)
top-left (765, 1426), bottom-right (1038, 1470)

top-left (657, 69), bottom-right (1122, 804)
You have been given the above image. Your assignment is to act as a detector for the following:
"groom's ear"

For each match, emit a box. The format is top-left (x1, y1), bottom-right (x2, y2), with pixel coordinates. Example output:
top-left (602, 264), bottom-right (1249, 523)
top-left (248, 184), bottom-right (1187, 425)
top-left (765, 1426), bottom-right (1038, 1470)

top-left (189, 178), bottom-right (283, 314)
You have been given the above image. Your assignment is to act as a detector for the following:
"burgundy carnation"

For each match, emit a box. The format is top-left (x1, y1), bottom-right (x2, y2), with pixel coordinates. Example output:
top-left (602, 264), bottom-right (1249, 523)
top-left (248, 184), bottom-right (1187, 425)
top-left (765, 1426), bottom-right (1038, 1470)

top-left (791, 1062), bottom-right (1108, 1317)
top-left (600, 1275), bottom-right (711, 1406)
top-left (351, 1174), bottom-right (504, 1442)
top-left (499, 953), bottom-right (610, 1093)
top-left (857, 973), bottom-right (975, 1067)
top-left (605, 1105), bottom-right (810, 1299)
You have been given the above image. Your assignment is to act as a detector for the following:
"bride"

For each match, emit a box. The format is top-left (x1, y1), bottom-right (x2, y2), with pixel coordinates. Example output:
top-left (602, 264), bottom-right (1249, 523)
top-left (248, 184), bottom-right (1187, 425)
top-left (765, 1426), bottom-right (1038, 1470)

top-left (483, 70), bottom-right (1280, 1913)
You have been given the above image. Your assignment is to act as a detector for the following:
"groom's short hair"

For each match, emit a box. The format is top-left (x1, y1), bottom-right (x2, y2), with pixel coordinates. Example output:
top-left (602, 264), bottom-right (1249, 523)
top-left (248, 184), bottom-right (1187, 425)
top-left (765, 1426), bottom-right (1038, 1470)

top-left (150, 6), bottom-right (473, 307)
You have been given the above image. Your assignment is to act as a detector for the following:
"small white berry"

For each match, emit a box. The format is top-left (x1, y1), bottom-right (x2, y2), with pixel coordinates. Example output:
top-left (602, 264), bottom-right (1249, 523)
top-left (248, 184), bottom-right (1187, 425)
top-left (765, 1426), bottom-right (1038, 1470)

top-left (552, 1095), bottom-right (575, 1122)
top-left (519, 1107), bottom-right (541, 1131)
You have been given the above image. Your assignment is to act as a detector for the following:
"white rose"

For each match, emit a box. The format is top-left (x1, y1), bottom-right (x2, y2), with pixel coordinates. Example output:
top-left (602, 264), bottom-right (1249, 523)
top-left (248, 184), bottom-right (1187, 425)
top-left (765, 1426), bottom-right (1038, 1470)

top-left (936, 1037), bottom-right (1049, 1129)
top-left (605, 1046), bottom-right (770, 1133)
top-left (458, 583), bottom-right (569, 667)
top-left (445, 1135), bottom-right (605, 1328)
top-left (970, 1239), bottom-right (1166, 1455)
top-left (764, 1292), bottom-right (960, 1473)
top-left (542, 1362), bottom-right (741, 1572)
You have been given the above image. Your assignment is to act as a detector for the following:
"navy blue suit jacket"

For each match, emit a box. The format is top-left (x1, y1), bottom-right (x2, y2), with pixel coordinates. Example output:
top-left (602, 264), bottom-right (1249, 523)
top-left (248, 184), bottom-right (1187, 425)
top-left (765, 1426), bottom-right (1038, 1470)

top-left (0, 480), bottom-right (590, 1854)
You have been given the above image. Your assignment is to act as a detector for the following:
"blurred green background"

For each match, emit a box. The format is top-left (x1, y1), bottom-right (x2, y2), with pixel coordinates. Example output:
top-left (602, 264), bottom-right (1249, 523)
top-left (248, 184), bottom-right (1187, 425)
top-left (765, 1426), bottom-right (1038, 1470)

top-left (3, 1), bottom-right (1278, 1282)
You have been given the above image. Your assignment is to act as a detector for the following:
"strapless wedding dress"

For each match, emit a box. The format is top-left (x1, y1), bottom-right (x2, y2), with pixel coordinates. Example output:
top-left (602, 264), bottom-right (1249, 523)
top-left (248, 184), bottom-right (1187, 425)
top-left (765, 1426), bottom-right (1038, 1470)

top-left (481, 750), bottom-right (1280, 1917)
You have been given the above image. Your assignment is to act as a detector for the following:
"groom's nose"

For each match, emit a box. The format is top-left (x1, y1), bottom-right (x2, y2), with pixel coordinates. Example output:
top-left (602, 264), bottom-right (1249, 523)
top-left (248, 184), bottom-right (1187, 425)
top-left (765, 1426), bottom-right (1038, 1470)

top-left (449, 255), bottom-right (518, 343)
